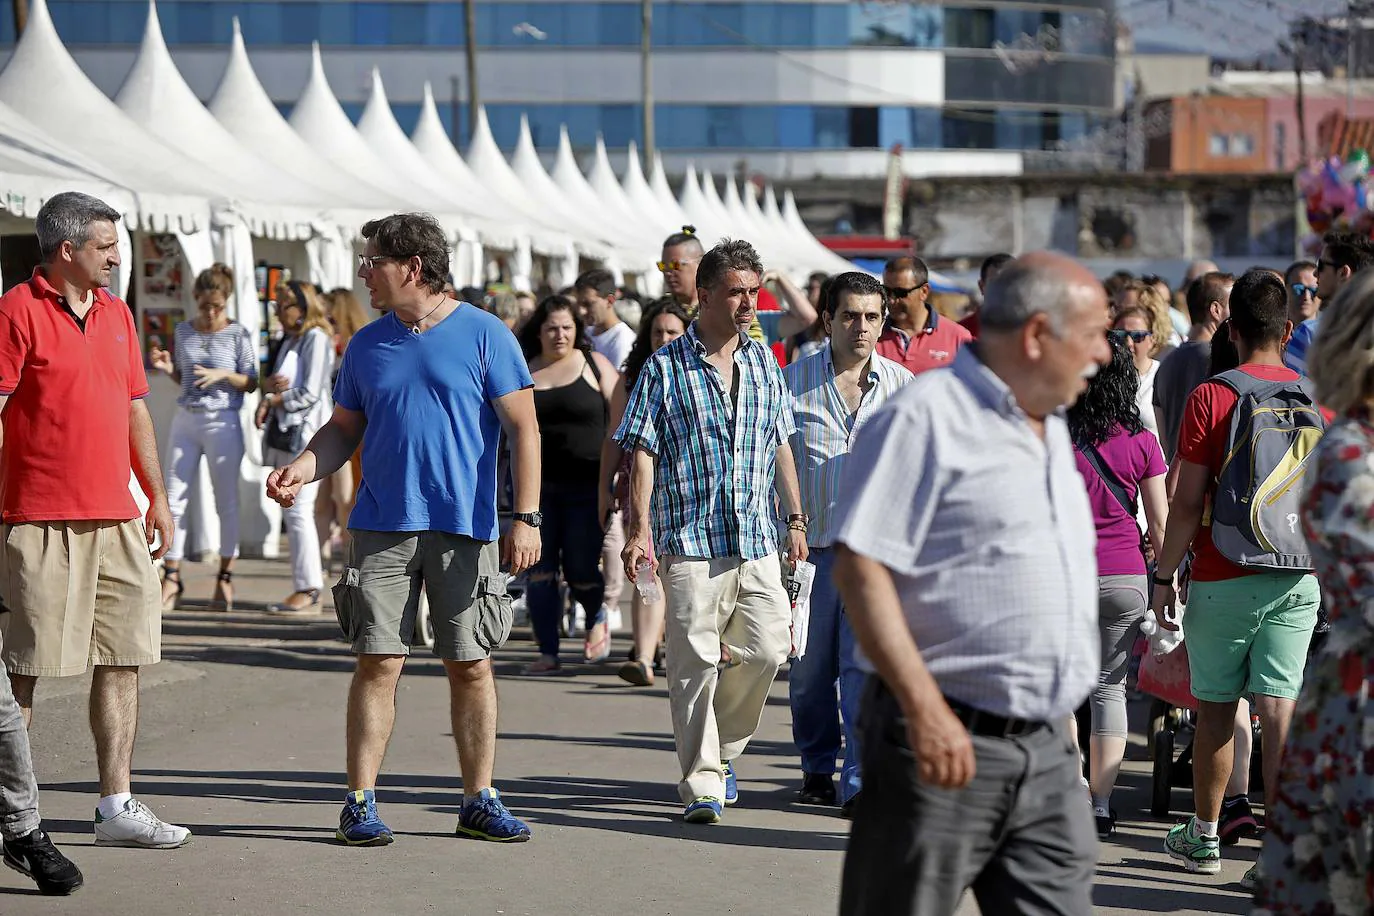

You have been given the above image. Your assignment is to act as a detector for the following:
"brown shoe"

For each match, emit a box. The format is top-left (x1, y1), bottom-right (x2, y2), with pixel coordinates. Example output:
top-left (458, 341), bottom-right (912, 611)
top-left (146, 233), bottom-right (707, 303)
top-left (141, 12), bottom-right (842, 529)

top-left (617, 659), bottom-right (653, 687)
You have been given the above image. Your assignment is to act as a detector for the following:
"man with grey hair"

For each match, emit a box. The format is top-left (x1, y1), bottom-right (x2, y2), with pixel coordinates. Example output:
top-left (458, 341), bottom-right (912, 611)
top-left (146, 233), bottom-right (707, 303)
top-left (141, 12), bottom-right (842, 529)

top-left (0, 192), bottom-right (187, 855)
top-left (833, 251), bottom-right (1111, 915)
top-left (616, 238), bottom-right (808, 824)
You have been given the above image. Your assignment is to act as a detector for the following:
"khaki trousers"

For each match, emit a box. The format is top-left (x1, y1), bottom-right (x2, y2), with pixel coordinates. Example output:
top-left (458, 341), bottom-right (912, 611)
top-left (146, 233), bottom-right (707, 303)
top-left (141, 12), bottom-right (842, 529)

top-left (661, 555), bottom-right (792, 804)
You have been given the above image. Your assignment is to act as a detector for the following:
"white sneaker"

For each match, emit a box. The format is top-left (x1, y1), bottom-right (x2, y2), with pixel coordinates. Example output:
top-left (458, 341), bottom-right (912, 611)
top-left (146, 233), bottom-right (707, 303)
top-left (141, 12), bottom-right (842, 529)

top-left (94, 798), bottom-right (191, 848)
top-left (605, 603), bottom-right (623, 632)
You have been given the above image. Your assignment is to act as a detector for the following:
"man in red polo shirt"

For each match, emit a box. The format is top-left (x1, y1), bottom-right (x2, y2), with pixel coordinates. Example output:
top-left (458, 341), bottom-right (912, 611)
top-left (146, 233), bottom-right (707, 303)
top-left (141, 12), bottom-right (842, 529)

top-left (0, 192), bottom-right (188, 851)
top-left (877, 256), bottom-right (971, 374)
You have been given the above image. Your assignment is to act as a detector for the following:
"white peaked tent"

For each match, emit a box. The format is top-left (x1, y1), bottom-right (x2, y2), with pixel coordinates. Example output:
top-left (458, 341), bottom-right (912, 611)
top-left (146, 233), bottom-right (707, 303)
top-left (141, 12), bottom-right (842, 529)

top-left (676, 165), bottom-right (726, 247)
top-left (649, 153), bottom-right (691, 233)
top-left (744, 180), bottom-right (806, 271)
top-left (780, 189), bottom-right (857, 275)
top-left (411, 84), bottom-right (571, 258)
top-left (356, 68), bottom-right (508, 286)
top-left (722, 175), bottom-right (790, 271)
top-left (619, 142), bottom-right (670, 236)
top-left (548, 126), bottom-right (654, 266)
top-left (0, 0), bottom-right (212, 239)
top-left (116, 1), bottom-right (324, 243)
top-left (699, 171), bottom-right (739, 246)
top-left (0, 96), bottom-right (135, 221)
top-left (207, 21), bottom-right (405, 290)
top-left (503, 113), bottom-right (614, 266)
top-left (288, 43), bottom-right (477, 282)
top-left (586, 135), bottom-right (656, 245)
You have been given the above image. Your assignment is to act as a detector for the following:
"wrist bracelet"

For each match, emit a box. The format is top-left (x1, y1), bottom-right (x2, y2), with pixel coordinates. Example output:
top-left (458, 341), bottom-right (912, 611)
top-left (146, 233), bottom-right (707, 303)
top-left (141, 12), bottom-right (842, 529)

top-left (1152, 574), bottom-right (1174, 587)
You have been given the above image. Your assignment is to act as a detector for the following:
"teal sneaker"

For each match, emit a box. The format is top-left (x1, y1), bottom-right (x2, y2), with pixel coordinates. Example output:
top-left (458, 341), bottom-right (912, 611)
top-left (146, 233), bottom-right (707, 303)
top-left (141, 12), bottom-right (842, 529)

top-left (684, 796), bottom-right (723, 824)
top-left (456, 788), bottom-right (531, 843)
top-left (336, 789), bottom-right (393, 847)
top-left (1165, 818), bottom-right (1221, 874)
top-left (723, 760), bottom-right (738, 806)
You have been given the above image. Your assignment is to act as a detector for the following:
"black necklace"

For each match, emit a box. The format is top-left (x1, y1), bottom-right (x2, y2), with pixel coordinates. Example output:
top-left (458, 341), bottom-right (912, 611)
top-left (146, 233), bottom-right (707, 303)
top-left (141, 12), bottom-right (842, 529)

top-left (400, 298), bottom-right (449, 334)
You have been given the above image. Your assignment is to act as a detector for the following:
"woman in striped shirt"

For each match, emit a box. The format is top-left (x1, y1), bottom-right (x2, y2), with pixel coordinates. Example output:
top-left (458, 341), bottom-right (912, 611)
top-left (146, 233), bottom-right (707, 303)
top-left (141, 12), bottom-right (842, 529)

top-left (148, 263), bottom-right (258, 612)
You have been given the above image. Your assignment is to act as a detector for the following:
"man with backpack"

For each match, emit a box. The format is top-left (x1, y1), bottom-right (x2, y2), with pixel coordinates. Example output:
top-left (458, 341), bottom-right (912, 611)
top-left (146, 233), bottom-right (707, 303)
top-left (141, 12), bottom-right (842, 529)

top-left (1150, 269), bottom-right (1324, 884)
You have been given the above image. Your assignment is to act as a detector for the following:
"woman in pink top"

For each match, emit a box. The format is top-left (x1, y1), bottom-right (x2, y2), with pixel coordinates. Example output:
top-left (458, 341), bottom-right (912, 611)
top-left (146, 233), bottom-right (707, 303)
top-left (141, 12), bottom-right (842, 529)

top-left (1067, 338), bottom-right (1169, 841)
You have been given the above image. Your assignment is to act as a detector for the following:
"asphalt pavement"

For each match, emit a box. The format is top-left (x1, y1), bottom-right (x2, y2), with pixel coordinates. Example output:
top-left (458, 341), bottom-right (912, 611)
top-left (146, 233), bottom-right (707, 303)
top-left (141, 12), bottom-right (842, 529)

top-left (0, 556), bottom-right (1261, 916)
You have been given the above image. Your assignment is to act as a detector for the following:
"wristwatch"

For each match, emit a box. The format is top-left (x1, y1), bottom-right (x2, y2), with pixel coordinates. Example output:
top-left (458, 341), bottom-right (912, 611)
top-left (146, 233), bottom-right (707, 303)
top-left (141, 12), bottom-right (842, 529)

top-left (1152, 573), bottom-right (1175, 587)
top-left (512, 511), bottom-right (543, 528)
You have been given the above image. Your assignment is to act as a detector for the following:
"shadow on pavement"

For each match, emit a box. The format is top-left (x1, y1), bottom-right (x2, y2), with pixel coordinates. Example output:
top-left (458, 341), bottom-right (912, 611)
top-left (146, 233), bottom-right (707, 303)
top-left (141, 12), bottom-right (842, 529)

top-left (47, 768), bottom-right (848, 853)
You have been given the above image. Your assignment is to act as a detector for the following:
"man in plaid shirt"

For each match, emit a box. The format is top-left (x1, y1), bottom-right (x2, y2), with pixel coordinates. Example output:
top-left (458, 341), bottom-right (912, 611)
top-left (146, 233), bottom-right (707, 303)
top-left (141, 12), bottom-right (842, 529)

top-left (616, 238), bottom-right (808, 824)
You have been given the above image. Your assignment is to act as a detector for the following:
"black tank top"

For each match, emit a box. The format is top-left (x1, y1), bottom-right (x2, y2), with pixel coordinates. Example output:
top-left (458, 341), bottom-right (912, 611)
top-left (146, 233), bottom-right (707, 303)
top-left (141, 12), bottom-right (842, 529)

top-left (533, 352), bottom-right (607, 486)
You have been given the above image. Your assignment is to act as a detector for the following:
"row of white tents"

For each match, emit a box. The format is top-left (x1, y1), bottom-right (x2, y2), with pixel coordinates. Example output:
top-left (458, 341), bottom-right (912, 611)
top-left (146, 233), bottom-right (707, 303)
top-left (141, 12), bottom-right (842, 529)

top-left (0, 0), bottom-right (858, 315)
top-left (0, 0), bottom-right (864, 561)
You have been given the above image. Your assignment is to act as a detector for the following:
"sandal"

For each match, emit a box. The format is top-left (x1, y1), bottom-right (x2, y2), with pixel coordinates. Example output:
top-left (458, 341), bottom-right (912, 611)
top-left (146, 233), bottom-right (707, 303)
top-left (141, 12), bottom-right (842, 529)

top-left (523, 655), bottom-right (561, 676)
top-left (617, 659), bottom-right (654, 687)
top-left (584, 621), bottom-right (611, 663)
top-left (209, 570), bottom-right (234, 612)
top-left (266, 588), bottom-right (322, 616)
top-left (161, 567), bottom-right (184, 612)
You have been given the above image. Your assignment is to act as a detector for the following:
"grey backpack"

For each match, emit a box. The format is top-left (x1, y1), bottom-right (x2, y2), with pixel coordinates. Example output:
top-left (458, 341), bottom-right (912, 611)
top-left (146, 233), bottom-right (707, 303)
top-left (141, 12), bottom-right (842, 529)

top-left (1208, 369), bottom-right (1325, 570)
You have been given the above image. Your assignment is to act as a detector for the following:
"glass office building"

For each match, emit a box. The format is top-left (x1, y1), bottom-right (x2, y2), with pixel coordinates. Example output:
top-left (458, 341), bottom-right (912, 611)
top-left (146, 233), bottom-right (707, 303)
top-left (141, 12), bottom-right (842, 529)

top-left (12, 1), bottom-right (1117, 171)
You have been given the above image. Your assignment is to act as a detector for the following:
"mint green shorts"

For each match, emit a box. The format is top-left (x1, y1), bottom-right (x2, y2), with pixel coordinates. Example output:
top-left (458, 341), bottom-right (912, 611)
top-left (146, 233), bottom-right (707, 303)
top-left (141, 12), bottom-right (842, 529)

top-left (1185, 574), bottom-right (1319, 703)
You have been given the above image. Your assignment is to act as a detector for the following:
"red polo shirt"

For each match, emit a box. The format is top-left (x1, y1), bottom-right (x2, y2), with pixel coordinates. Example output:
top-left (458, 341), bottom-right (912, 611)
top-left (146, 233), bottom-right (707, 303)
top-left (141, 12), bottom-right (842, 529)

top-left (0, 269), bottom-right (148, 523)
top-left (876, 307), bottom-right (972, 375)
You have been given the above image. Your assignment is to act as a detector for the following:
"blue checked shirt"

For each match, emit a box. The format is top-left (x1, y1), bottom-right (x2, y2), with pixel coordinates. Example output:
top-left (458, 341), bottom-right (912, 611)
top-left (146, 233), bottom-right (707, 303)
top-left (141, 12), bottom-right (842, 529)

top-left (615, 322), bottom-right (795, 561)
top-left (784, 346), bottom-right (913, 548)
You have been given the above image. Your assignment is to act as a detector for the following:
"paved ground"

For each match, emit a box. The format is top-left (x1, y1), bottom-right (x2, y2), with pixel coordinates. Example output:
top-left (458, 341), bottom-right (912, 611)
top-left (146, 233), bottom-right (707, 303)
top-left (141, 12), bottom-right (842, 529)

top-left (0, 556), bottom-right (1261, 915)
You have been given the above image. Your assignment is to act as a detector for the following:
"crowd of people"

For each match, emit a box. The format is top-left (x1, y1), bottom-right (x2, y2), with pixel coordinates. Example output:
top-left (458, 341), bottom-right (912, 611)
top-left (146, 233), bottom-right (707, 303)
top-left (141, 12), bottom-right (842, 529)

top-left (0, 190), bottom-right (1367, 916)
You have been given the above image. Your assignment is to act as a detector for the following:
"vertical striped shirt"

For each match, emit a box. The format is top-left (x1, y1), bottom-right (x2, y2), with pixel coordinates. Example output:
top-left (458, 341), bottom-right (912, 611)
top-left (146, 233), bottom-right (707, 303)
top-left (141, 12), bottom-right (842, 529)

top-left (615, 321), bottom-right (795, 561)
top-left (173, 320), bottom-right (257, 411)
top-left (784, 345), bottom-right (912, 548)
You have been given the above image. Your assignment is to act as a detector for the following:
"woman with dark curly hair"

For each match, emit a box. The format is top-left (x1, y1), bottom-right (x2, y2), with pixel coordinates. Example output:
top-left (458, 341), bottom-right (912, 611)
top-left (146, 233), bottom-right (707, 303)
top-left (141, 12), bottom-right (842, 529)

top-left (517, 295), bottom-right (619, 674)
top-left (598, 299), bottom-right (690, 686)
top-left (1067, 337), bottom-right (1169, 840)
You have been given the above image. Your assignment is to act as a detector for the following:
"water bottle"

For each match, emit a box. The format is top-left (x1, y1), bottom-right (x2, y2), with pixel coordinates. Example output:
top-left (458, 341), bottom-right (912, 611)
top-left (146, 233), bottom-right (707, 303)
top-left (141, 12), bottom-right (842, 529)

top-left (635, 560), bottom-right (661, 603)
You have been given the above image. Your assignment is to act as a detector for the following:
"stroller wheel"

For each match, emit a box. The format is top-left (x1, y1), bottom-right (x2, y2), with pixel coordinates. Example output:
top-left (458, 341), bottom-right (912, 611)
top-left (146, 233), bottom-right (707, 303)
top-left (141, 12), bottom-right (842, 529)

top-left (1151, 727), bottom-right (1175, 817)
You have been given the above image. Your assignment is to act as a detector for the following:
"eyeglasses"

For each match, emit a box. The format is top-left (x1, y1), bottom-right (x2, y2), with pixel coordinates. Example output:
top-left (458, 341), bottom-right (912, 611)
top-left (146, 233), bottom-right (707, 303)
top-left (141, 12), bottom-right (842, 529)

top-left (1290, 282), bottom-right (1318, 299)
top-left (658, 259), bottom-right (696, 272)
top-left (1317, 258), bottom-right (1335, 273)
top-left (883, 284), bottom-right (925, 299)
top-left (357, 254), bottom-right (395, 270)
top-left (1108, 329), bottom-right (1152, 343)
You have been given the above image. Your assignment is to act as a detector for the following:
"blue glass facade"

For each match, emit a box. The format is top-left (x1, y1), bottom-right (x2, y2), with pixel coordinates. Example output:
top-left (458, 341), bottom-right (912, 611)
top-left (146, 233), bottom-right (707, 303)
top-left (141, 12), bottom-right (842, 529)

top-left (321, 101), bottom-right (1101, 154)
top-left (16, 1), bottom-right (1111, 55)
top-left (18, 1), bottom-right (1114, 155)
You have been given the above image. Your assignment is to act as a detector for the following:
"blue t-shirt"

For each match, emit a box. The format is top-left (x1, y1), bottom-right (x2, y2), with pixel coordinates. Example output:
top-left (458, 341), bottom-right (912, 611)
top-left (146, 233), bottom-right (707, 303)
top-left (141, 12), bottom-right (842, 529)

top-left (1284, 317), bottom-right (1319, 376)
top-left (333, 304), bottom-right (533, 540)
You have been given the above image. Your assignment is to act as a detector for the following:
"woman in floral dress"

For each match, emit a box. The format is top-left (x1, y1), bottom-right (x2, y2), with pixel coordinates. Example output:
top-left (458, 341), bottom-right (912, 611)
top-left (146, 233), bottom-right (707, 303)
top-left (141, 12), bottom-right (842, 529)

top-left (1254, 271), bottom-right (1374, 916)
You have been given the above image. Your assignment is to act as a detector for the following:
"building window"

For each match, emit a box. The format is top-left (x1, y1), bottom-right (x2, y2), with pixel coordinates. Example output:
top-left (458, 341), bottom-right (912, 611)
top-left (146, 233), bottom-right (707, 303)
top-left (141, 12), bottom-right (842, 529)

top-left (1209, 133), bottom-right (1229, 157)
top-left (1230, 133), bottom-right (1255, 156)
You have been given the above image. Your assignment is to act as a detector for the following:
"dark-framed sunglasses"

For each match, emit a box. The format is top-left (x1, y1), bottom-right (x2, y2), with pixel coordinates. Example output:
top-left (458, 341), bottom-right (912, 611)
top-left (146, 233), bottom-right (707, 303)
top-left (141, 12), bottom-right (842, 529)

top-left (1316, 258), bottom-right (1335, 273)
top-left (358, 254), bottom-right (396, 270)
top-left (883, 284), bottom-right (925, 299)
top-left (1108, 329), bottom-right (1152, 343)
top-left (1290, 282), bottom-right (1318, 299)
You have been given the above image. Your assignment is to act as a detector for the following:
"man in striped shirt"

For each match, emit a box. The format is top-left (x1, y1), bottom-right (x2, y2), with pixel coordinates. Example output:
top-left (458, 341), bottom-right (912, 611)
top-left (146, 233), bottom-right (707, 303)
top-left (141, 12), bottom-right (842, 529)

top-left (783, 271), bottom-right (912, 816)
top-left (616, 239), bottom-right (808, 825)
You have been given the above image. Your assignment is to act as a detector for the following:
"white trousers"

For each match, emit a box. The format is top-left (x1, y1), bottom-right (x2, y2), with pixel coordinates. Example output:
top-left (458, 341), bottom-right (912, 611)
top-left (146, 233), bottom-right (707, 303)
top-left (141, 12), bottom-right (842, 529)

top-left (661, 555), bottom-right (792, 804)
top-left (165, 408), bottom-right (244, 562)
top-left (264, 446), bottom-right (323, 592)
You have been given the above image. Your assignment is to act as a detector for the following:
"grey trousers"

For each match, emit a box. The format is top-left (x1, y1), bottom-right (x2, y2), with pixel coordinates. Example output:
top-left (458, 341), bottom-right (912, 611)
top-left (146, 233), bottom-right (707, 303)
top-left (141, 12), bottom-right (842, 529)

top-left (1092, 574), bottom-right (1148, 738)
top-left (0, 625), bottom-right (40, 840)
top-left (840, 679), bottom-right (1096, 916)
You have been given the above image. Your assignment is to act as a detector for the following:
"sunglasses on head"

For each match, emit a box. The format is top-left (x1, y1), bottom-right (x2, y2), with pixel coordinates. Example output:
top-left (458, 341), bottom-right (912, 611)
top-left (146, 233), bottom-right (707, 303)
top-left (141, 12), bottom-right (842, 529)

top-left (1291, 282), bottom-right (1318, 299)
top-left (883, 284), bottom-right (925, 299)
top-left (1108, 329), bottom-right (1152, 343)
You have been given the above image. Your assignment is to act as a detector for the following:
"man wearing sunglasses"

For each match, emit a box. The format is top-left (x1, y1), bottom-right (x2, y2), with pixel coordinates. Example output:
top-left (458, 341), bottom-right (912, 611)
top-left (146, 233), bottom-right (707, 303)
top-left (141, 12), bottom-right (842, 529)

top-left (1286, 232), bottom-right (1374, 375)
top-left (659, 227), bottom-right (767, 345)
top-left (1284, 260), bottom-right (1319, 327)
top-left (875, 256), bottom-right (971, 375)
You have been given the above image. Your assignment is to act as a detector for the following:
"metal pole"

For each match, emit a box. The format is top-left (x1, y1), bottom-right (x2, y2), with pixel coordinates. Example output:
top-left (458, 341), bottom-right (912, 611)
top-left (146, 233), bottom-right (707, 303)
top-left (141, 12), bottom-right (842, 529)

top-left (450, 75), bottom-right (461, 146)
top-left (1348, 1), bottom-right (1356, 118)
top-left (464, 0), bottom-right (479, 145)
top-left (642, 0), bottom-right (655, 163)
top-left (1296, 36), bottom-right (1309, 162)
top-left (11, 0), bottom-right (27, 35)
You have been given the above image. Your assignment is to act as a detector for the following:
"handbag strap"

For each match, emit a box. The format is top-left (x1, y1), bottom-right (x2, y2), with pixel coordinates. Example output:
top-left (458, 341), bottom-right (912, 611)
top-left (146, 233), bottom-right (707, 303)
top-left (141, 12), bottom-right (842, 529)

top-left (1080, 441), bottom-right (1139, 520)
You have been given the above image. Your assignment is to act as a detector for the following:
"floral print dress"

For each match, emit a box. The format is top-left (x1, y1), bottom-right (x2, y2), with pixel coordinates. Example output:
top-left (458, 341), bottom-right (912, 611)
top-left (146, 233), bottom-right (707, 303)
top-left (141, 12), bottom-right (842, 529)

top-left (1254, 415), bottom-right (1374, 916)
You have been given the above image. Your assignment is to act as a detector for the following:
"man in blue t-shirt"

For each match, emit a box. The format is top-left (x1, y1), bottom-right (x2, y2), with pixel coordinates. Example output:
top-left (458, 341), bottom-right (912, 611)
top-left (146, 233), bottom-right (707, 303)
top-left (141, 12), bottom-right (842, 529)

top-left (267, 213), bottom-right (541, 847)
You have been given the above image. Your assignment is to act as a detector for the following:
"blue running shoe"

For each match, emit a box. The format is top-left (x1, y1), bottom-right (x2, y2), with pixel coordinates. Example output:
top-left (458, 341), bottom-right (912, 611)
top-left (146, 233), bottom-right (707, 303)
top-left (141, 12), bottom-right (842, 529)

top-left (722, 760), bottom-right (738, 806)
top-left (456, 788), bottom-right (532, 843)
top-left (684, 796), bottom-right (723, 824)
top-left (336, 789), bottom-right (393, 847)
